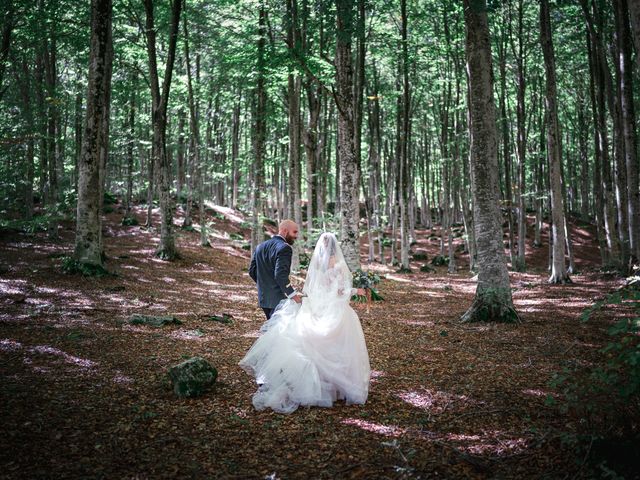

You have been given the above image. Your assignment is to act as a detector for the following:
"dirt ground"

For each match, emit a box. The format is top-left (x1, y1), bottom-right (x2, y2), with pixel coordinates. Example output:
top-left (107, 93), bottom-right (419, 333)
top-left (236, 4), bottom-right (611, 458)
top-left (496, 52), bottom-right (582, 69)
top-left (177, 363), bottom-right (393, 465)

top-left (0, 204), bottom-right (626, 479)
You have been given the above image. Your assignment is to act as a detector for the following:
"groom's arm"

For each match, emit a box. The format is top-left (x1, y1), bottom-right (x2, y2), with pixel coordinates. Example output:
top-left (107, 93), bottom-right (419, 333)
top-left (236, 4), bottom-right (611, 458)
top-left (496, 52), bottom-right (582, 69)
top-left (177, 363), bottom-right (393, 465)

top-left (274, 245), bottom-right (297, 298)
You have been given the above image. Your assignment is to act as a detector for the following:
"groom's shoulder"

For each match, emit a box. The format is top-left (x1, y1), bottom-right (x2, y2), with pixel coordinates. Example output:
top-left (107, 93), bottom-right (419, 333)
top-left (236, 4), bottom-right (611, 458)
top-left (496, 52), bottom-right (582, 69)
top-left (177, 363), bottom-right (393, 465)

top-left (260, 235), bottom-right (290, 251)
top-left (273, 236), bottom-right (292, 251)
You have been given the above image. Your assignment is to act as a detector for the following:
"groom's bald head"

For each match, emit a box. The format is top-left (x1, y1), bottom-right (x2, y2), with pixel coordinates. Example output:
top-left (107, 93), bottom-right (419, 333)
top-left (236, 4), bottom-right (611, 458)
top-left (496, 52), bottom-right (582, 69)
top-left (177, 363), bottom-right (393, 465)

top-left (279, 220), bottom-right (299, 245)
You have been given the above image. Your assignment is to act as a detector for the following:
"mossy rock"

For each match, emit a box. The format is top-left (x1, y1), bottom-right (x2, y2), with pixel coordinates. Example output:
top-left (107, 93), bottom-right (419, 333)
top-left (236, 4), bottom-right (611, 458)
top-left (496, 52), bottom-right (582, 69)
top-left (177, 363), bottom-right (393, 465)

top-left (61, 257), bottom-right (110, 277)
top-left (431, 255), bottom-right (449, 266)
top-left (168, 357), bottom-right (217, 398)
top-left (128, 314), bottom-right (182, 327)
top-left (396, 266), bottom-right (413, 274)
top-left (205, 313), bottom-right (234, 324)
top-left (412, 251), bottom-right (429, 261)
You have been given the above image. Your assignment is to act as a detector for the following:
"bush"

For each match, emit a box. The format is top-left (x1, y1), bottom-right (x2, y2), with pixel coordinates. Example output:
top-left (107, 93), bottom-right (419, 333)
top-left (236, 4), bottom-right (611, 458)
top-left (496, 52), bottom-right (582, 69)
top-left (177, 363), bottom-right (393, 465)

top-left (0, 215), bottom-right (50, 234)
top-left (103, 191), bottom-right (118, 205)
top-left (122, 215), bottom-right (139, 226)
top-left (548, 277), bottom-right (640, 435)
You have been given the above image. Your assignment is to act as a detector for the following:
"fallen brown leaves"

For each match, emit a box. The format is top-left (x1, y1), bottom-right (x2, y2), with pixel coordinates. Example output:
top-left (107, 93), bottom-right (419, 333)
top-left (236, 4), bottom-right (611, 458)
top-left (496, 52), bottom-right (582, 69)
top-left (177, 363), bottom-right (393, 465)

top-left (0, 208), bottom-right (625, 479)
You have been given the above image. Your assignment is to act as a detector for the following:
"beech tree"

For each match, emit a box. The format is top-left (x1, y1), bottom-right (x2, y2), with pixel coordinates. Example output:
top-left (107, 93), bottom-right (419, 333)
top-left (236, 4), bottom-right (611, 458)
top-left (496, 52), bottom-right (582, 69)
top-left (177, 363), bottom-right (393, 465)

top-left (74, 0), bottom-right (112, 268)
top-left (541, 0), bottom-right (570, 284)
top-left (143, 0), bottom-right (182, 260)
top-left (461, 0), bottom-right (518, 323)
top-left (335, 0), bottom-right (359, 271)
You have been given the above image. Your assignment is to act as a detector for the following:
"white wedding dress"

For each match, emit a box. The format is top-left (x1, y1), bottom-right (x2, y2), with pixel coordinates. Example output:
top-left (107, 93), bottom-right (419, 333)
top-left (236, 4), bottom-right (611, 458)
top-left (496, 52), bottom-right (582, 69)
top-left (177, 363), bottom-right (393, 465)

top-left (239, 233), bottom-right (370, 413)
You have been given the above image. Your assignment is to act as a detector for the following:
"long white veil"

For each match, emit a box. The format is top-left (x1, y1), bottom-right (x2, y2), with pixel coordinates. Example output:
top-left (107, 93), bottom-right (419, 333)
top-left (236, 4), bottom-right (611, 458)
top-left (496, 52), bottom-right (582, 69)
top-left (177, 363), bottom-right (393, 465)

top-left (303, 232), bottom-right (353, 304)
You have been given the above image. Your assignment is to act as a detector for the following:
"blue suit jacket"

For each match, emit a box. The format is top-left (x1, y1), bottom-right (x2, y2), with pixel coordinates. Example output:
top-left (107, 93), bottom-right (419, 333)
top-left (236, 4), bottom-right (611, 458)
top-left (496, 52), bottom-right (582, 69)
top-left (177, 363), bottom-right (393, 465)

top-left (249, 235), bottom-right (296, 309)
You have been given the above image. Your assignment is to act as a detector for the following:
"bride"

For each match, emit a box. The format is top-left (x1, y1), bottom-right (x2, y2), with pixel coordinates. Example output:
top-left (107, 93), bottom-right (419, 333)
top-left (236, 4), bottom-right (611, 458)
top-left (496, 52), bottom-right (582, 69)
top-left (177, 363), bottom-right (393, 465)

top-left (239, 232), bottom-right (371, 414)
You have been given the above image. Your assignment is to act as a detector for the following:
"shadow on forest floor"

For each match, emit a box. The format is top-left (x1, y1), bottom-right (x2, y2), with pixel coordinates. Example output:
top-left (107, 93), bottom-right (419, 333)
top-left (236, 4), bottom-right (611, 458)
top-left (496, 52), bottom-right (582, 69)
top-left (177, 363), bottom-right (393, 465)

top-left (0, 204), bottom-right (630, 479)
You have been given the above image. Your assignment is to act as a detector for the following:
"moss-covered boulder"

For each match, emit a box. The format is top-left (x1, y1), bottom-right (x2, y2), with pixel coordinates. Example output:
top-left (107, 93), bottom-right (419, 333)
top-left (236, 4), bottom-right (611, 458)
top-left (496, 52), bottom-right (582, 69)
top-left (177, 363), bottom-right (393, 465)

top-left (412, 251), bottom-right (429, 261)
top-left (168, 357), bottom-right (217, 398)
top-left (128, 314), bottom-right (182, 327)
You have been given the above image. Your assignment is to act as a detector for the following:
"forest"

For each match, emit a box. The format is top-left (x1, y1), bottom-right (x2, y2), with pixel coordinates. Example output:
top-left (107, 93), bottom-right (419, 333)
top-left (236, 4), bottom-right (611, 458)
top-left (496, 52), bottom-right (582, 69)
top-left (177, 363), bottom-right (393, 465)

top-left (1, 0), bottom-right (639, 478)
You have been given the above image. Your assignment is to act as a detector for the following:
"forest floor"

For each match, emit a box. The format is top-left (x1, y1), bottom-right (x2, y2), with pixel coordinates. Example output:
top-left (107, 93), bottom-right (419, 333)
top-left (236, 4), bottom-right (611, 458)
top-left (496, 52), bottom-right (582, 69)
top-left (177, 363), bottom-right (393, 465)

top-left (0, 202), bottom-right (633, 479)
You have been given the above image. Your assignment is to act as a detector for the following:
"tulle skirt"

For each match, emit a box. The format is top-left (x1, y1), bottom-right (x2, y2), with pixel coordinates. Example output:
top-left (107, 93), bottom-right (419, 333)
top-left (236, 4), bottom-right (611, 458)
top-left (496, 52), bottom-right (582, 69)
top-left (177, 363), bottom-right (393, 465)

top-left (239, 298), bottom-right (370, 413)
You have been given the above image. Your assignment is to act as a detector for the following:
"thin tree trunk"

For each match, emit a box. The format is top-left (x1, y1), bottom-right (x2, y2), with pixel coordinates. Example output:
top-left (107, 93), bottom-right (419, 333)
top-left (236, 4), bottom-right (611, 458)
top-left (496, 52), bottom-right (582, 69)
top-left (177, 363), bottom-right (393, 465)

top-left (541, 0), bottom-right (570, 284)
top-left (616, 0), bottom-right (640, 262)
top-left (399, 0), bottom-right (411, 271)
top-left (183, 4), bottom-right (208, 247)
top-left (231, 91), bottom-right (241, 209)
top-left (18, 60), bottom-right (35, 220)
top-left (125, 75), bottom-right (136, 217)
top-left (251, 2), bottom-right (267, 253)
top-left (143, 0), bottom-right (182, 260)
top-left (44, 31), bottom-right (58, 240)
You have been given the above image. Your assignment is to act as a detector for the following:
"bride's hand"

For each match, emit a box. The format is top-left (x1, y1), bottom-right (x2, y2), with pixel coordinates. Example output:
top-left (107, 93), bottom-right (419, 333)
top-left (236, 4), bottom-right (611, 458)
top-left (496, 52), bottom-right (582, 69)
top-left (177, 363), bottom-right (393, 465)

top-left (356, 288), bottom-right (366, 296)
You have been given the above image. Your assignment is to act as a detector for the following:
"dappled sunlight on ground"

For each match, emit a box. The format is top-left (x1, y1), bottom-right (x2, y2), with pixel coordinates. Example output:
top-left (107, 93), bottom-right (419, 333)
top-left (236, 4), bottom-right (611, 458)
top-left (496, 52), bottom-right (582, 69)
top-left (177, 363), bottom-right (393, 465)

top-left (443, 430), bottom-right (529, 456)
top-left (397, 388), bottom-right (475, 415)
top-left (0, 205), bottom-right (628, 478)
top-left (2, 339), bottom-right (98, 370)
top-left (341, 418), bottom-right (407, 437)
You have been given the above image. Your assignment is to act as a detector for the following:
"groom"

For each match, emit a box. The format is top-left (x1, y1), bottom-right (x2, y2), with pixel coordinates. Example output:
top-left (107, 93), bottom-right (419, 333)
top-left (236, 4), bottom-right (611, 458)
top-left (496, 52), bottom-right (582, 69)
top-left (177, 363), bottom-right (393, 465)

top-left (249, 219), bottom-right (303, 319)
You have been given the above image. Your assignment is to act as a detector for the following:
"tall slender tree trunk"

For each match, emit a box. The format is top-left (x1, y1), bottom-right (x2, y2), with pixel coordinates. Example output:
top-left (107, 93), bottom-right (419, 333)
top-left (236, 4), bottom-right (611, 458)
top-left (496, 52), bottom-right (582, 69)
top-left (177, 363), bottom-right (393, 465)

top-left (399, 0), bottom-right (411, 271)
top-left (628, 0), bottom-right (640, 71)
top-left (74, 0), bottom-right (112, 268)
top-left (125, 75), bottom-right (136, 218)
top-left (512, 0), bottom-right (527, 271)
top-left (143, 0), bottom-right (182, 260)
top-left (251, 3), bottom-right (267, 253)
top-left (541, 0), bottom-right (570, 284)
top-left (581, 0), bottom-right (622, 267)
top-left (44, 29), bottom-right (58, 240)
top-left (498, 21), bottom-right (515, 268)
top-left (18, 60), bottom-right (35, 220)
top-left (587, 28), bottom-right (607, 264)
top-left (176, 108), bottom-right (186, 203)
top-left (616, 0), bottom-right (640, 262)
top-left (461, 0), bottom-right (518, 323)
top-left (183, 5), bottom-right (208, 247)
top-left (335, 0), bottom-right (360, 271)
top-left (97, 29), bottom-right (113, 254)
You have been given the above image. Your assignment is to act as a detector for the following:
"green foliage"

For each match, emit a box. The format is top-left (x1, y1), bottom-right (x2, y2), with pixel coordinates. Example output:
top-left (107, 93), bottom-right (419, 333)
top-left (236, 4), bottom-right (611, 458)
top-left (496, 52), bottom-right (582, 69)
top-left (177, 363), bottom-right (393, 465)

top-left (0, 214), bottom-right (58, 234)
top-left (103, 191), bottom-right (118, 205)
top-left (121, 215), bottom-right (139, 226)
top-left (548, 278), bottom-right (640, 430)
